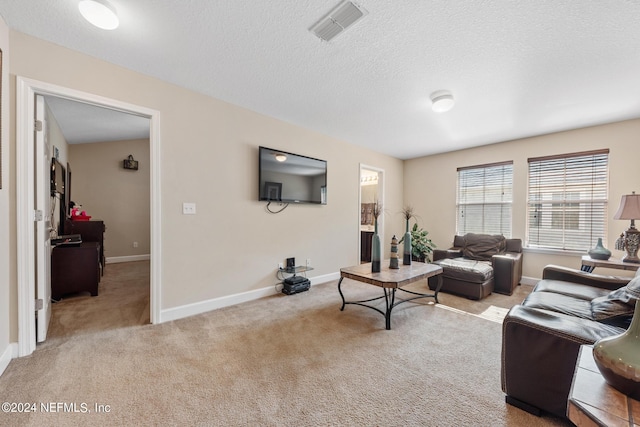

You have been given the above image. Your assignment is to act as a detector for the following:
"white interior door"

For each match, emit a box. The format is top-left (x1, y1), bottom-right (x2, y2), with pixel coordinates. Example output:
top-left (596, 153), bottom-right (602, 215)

top-left (35, 94), bottom-right (51, 342)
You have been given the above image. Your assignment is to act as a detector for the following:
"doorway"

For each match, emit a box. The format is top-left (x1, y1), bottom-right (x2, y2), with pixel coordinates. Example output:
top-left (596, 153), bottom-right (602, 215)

top-left (16, 76), bottom-right (162, 357)
top-left (359, 164), bottom-right (384, 263)
top-left (45, 94), bottom-right (151, 338)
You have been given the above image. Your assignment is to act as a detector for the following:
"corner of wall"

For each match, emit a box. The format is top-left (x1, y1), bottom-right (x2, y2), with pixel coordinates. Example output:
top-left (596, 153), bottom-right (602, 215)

top-left (0, 343), bottom-right (16, 377)
top-left (0, 13), bottom-right (13, 368)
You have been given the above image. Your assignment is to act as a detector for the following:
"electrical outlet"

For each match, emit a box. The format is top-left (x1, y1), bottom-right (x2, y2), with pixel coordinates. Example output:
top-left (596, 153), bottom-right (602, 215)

top-left (278, 262), bottom-right (283, 270)
top-left (133, 241), bottom-right (139, 248)
top-left (182, 202), bottom-right (196, 215)
top-left (306, 258), bottom-right (311, 267)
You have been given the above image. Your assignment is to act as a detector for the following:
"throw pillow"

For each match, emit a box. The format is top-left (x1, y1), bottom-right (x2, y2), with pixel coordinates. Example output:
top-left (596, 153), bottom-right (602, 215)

top-left (462, 233), bottom-right (506, 261)
top-left (591, 273), bottom-right (640, 324)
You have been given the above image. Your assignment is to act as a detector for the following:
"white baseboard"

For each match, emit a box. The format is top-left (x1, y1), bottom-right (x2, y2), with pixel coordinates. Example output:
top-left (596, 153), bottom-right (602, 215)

top-left (520, 276), bottom-right (539, 286)
top-left (160, 271), bottom-right (340, 323)
top-left (309, 272), bottom-right (340, 286)
top-left (106, 254), bottom-right (150, 264)
top-left (0, 343), bottom-right (16, 377)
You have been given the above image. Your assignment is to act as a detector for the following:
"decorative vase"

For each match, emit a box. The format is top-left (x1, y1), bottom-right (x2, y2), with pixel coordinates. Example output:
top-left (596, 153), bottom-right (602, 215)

top-left (593, 301), bottom-right (640, 399)
top-left (389, 235), bottom-right (399, 269)
top-left (403, 219), bottom-right (412, 265)
top-left (588, 238), bottom-right (612, 260)
top-left (371, 219), bottom-right (381, 273)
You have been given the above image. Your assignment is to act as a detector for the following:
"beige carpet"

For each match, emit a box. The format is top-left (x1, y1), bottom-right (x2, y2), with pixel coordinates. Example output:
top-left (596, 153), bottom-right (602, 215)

top-left (0, 262), bottom-right (570, 426)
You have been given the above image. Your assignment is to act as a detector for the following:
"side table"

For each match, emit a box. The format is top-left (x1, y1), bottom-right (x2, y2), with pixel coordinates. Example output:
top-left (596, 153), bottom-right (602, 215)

top-left (568, 345), bottom-right (640, 426)
top-left (581, 255), bottom-right (640, 273)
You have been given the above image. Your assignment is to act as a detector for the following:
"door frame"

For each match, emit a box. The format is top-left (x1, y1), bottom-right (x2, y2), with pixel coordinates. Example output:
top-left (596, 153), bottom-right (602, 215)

top-left (16, 76), bottom-right (162, 357)
top-left (358, 164), bottom-right (385, 261)
top-left (35, 94), bottom-right (52, 343)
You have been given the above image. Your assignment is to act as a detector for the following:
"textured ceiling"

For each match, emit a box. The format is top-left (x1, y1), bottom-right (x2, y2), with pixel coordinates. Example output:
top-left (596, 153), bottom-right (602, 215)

top-left (2, 1), bottom-right (640, 159)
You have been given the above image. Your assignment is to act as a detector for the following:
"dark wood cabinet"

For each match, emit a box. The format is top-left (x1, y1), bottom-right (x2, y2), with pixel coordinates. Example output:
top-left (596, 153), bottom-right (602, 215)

top-left (361, 231), bottom-right (374, 263)
top-left (51, 242), bottom-right (100, 300)
top-left (65, 219), bottom-right (106, 273)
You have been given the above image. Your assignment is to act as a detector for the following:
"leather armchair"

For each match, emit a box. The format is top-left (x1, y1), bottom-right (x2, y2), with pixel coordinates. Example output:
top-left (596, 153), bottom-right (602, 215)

top-left (428, 234), bottom-right (523, 299)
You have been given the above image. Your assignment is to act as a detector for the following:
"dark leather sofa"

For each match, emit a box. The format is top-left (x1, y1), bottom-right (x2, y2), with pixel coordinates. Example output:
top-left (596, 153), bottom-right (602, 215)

top-left (501, 265), bottom-right (634, 418)
top-left (428, 233), bottom-right (523, 300)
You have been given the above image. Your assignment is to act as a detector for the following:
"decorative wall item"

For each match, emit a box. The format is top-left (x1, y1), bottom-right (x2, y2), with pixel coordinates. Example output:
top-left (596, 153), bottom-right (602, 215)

top-left (123, 154), bottom-right (139, 170)
top-left (361, 203), bottom-right (375, 225)
top-left (389, 235), bottom-right (399, 269)
top-left (588, 238), bottom-right (612, 260)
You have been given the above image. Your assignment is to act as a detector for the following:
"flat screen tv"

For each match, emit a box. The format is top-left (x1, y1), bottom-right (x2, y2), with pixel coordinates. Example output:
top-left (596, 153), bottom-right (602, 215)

top-left (259, 147), bottom-right (327, 204)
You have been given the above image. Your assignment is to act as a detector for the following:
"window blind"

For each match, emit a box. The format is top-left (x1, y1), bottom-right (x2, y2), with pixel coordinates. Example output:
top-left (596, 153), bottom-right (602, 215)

top-left (527, 150), bottom-right (609, 251)
top-left (457, 161), bottom-right (513, 237)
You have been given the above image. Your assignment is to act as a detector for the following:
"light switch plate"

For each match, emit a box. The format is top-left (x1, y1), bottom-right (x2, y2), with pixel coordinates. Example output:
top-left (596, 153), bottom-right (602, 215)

top-left (182, 202), bottom-right (196, 215)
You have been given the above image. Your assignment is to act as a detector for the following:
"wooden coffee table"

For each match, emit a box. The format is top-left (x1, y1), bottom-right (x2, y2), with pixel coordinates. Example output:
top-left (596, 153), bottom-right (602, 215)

top-left (338, 262), bottom-right (443, 330)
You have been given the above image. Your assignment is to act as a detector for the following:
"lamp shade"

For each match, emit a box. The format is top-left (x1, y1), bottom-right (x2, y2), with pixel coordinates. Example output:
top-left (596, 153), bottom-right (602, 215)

top-left (614, 193), bottom-right (640, 220)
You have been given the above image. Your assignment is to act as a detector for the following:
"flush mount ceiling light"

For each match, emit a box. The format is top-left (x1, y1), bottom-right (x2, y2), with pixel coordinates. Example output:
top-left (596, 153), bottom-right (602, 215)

top-left (275, 153), bottom-right (287, 162)
top-left (431, 90), bottom-right (455, 113)
top-left (78, 0), bottom-right (119, 30)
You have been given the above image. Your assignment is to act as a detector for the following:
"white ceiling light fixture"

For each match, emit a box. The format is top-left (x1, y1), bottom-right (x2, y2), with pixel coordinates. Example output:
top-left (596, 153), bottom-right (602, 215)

top-left (78, 0), bottom-right (119, 30)
top-left (431, 90), bottom-right (455, 113)
top-left (275, 153), bottom-right (287, 162)
top-left (309, 0), bottom-right (368, 42)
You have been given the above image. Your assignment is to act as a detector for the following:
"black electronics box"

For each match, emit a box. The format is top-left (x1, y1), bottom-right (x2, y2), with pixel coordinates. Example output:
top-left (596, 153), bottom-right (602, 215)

top-left (51, 234), bottom-right (82, 246)
top-left (282, 276), bottom-right (310, 295)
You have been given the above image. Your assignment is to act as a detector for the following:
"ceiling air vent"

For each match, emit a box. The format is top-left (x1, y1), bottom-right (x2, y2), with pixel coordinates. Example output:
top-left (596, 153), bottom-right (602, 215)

top-left (309, 0), bottom-right (368, 42)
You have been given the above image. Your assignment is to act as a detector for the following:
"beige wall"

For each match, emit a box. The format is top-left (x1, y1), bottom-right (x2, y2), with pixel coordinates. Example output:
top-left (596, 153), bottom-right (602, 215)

top-left (69, 139), bottom-right (151, 258)
top-left (0, 17), bottom-right (11, 364)
top-left (404, 119), bottom-right (640, 279)
top-left (7, 31), bottom-right (405, 341)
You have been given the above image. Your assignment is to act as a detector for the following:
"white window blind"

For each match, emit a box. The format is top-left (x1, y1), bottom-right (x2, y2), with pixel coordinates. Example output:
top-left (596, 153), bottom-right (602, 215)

top-left (527, 149), bottom-right (609, 251)
top-left (457, 161), bottom-right (513, 237)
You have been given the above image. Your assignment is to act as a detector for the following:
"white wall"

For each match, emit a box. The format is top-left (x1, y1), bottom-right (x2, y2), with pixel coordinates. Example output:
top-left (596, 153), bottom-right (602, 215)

top-left (0, 16), bottom-right (12, 374)
top-left (7, 31), bottom-right (405, 341)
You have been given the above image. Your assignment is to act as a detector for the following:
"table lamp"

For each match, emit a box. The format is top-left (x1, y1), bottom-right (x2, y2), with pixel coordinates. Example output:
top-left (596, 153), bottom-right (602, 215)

top-left (614, 191), bottom-right (640, 263)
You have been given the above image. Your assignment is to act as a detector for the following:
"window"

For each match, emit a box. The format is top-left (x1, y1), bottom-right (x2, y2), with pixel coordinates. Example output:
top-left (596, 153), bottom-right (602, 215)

top-left (527, 149), bottom-right (609, 251)
top-left (457, 161), bottom-right (513, 237)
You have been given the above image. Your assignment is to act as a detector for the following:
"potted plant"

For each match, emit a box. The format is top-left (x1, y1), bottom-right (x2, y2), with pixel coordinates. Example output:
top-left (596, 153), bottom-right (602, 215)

top-left (399, 223), bottom-right (436, 262)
